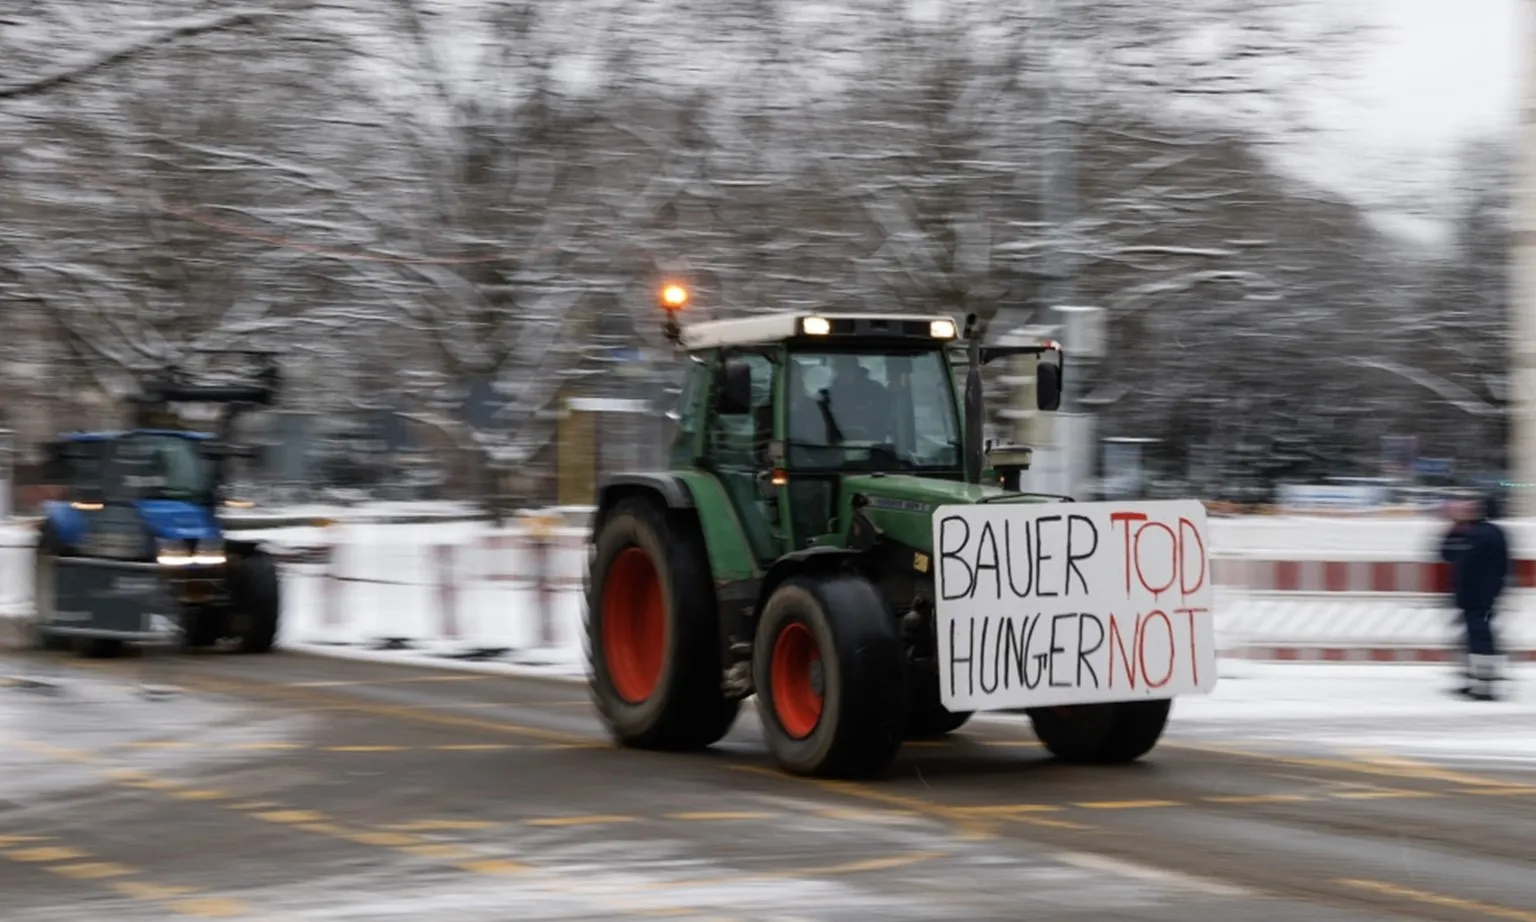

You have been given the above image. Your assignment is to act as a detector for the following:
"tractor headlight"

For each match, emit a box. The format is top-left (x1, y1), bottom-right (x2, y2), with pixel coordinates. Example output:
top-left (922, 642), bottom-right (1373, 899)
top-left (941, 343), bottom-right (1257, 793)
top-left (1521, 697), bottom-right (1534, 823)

top-left (156, 538), bottom-right (191, 567)
top-left (156, 538), bottom-right (226, 567)
top-left (191, 538), bottom-right (227, 567)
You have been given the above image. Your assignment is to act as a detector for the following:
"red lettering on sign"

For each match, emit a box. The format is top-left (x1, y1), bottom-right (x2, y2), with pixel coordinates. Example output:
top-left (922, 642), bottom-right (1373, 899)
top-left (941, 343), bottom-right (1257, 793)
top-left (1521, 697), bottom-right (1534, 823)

top-left (1138, 610), bottom-right (1176, 689)
top-left (1111, 512), bottom-right (1149, 595)
top-left (1177, 606), bottom-right (1208, 686)
top-left (1108, 613), bottom-right (1137, 690)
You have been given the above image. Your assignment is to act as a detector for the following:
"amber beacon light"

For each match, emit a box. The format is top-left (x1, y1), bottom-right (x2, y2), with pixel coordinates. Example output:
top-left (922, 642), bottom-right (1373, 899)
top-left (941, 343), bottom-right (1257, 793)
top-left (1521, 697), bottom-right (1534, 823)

top-left (660, 283), bottom-right (690, 311)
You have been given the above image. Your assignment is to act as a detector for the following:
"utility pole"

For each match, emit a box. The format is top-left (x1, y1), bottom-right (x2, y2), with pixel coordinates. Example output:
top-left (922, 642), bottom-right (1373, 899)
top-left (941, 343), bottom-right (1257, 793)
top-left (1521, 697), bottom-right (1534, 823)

top-left (1510, 0), bottom-right (1536, 515)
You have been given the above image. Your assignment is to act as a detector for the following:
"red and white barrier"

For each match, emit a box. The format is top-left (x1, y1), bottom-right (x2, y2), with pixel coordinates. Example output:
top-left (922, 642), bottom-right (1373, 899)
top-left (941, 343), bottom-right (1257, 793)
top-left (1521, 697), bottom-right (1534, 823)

top-left (5, 514), bottom-right (1536, 665)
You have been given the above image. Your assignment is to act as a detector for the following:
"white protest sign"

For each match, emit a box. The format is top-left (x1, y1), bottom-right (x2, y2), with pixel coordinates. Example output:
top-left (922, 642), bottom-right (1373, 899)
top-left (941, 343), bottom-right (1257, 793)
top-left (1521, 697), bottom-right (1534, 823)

top-left (931, 499), bottom-right (1217, 712)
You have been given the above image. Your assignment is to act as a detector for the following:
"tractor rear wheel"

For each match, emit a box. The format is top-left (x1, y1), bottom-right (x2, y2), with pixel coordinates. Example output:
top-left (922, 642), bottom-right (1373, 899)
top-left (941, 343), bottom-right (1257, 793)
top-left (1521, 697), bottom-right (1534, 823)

top-left (1026, 699), bottom-right (1171, 764)
top-left (753, 574), bottom-right (908, 778)
top-left (587, 498), bottom-right (738, 750)
top-left (229, 551), bottom-right (281, 654)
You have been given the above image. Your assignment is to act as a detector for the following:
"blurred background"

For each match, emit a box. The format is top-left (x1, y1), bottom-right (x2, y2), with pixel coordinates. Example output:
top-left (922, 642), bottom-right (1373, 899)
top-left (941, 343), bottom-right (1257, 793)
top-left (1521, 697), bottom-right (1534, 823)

top-left (0, 0), bottom-right (1525, 518)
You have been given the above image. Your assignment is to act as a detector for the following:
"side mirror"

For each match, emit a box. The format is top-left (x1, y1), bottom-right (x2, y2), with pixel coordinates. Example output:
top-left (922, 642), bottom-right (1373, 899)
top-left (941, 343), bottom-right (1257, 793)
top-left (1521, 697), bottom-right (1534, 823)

top-left (1036, 362), bottom-right (1062, 411)
top-left (717, 360), bottom-right (753, 416)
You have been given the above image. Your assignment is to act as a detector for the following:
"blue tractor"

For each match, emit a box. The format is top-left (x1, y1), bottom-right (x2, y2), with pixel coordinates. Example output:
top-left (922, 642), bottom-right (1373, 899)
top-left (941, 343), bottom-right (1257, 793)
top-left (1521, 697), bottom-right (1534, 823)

top-left (31, 353), bottom-right (283, 658)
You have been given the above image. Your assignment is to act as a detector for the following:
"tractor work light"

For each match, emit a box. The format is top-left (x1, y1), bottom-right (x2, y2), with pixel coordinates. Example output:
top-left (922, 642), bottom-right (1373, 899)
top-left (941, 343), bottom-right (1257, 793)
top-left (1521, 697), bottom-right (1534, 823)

top-left (800, 316), bottom-right (832, 336)
top-left (929, 319), bottom-right (957, 339)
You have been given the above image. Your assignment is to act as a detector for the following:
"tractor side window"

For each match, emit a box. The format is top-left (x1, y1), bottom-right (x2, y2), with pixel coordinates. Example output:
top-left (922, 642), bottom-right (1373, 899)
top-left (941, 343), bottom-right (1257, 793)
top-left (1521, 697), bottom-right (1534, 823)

top-left (668, 358), bottom-right (708, 467)
top-left (706, 352), bottom-right (781, 561)
top-left (708, 353), bottom-right (774, 468)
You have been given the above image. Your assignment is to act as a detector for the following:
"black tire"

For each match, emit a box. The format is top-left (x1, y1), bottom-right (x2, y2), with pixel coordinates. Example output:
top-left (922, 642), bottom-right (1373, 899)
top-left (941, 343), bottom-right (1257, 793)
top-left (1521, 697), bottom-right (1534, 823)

top-left (1027, 698), bottom-right (1172, 764)
top-left (906, 670), bottom-right (973, 738)
top-left (586, 497), bottom-right (739, 750)
top-left (30, 526), bottom-right (73, 653)
top-left (229, 551), bottom-right (280, 654)
top-left (753, 574), bottom-right (909, 779)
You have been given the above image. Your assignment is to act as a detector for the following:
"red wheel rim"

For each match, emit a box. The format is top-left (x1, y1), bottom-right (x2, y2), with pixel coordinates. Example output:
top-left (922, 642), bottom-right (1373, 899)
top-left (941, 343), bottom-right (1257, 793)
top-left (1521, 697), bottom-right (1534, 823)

top-left (770, 622), bottom-right (823, 739)
top-left (601, 547), bottom-right (666, 704)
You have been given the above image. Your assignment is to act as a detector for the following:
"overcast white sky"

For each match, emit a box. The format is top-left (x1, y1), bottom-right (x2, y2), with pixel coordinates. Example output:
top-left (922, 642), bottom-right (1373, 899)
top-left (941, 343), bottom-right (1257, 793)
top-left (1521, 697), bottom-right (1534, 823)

top-left (1292, 0), bottom-right (1524, 219)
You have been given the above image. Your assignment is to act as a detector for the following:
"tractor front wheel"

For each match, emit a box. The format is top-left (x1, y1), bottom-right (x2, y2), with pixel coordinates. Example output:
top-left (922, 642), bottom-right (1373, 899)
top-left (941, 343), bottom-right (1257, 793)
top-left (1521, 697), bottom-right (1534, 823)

top-left (229, 551), bottom-right (281, 654)
top-left (1026, 699), bottom-right (1171, 764)
top-left (587, 498), bottom-right (738, 750)
top-left (753, 575), bottom-right (908, 778)
top-left (906, 671), bottom-right (973, 739)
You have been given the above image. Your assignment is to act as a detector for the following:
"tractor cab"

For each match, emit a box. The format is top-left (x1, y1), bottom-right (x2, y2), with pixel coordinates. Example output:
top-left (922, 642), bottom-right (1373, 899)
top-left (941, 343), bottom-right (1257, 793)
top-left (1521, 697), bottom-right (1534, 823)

top-left (665, 309), bottom-right (1064, 562)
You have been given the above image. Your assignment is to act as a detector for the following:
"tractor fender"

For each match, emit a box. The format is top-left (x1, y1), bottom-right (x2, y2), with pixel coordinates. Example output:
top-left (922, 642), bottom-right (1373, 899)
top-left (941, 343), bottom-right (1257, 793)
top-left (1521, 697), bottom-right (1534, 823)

top-left (594, 473), bottom-right (695, 529)
top-left (752, 547), bottom-right (864, 622)
top-left (40, 501), bottom-right (86, 550)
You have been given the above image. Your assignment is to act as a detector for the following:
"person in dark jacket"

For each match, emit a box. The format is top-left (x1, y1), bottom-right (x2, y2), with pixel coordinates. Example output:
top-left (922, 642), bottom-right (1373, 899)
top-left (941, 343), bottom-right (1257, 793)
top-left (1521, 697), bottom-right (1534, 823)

top-left (1439, 494), bottom-right (1510, 700)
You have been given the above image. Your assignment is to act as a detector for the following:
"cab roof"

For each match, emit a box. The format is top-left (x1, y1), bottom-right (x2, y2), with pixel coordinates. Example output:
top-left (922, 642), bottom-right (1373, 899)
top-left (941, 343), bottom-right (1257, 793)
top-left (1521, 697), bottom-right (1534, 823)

top-left (677, 312), bottom-right (959, 351)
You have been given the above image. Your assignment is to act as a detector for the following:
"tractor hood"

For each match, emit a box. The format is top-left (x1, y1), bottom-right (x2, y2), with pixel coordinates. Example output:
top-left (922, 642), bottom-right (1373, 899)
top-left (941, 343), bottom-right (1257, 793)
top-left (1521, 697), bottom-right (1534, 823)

top-left (838, 474), bottom-right (1062, 554)
top-left (134, 500), bottom-right (221, 541)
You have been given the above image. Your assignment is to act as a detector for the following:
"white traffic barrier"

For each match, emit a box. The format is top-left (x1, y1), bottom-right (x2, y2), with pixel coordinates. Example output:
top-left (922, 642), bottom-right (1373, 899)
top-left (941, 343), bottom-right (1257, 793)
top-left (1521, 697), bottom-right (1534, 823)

top-left (7, 514), bottom-right (1536, 664)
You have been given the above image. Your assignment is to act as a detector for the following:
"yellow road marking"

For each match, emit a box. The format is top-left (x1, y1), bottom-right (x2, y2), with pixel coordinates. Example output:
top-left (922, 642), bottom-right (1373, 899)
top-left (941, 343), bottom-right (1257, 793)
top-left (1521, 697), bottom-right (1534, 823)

top-left (1073, 799), bottom-right (1181, 810)
top-left (323, 745), bottom-right (406, 752)
top-left (230, 802), bottom-right (282, 810)
top-left (232, 742), bottom-right (305, 751)
top-left (458, 859), bottom-right (529, 875)
top-left (346, 831), bottom-right (418, 847)
top-left (172, 675), bottom-right (590, 744)
top-left (387, 820), bottom-right (500, 831)
top-left (298, 823), bottom-right (351, 836)
top-left (951, 804), bottom-right (1063, 816)
top-left (1008, 816), bottom-right (1095, 831)
top-left (817, 808), bottom-right (918, 821)
top-left (433, 743), bottom-right (519, 751)
top-left (399, 843), bottom-right (478, 860)
top-left (1202, 794), bottom-right (1312, 804)
top-left (668, 811), bottom-right (777, 821)
top-left (6, 845), bottom-right (89, 862)
top-left (0, 835), bottom-right (49, 847)
top-left (535, 742), bottom-right (613, 750)
top-left (1167, 741), bottom-right (1520, 790)
top-left (172, 789), bottom-right (228, 801)
top-left (169, 897), bottom-right (248, 918)
top-left (125, 740), bottom-right (197, 749)
top-left (115, 881), bottom-right (200, 900)
top-left (1330, 789), bottom-right (1441, 801)
top-left (253, 810), bottom-right (328, 824)
top-left (46, 861), bottom-right (133, 880)
top-left (1337, 878), bottom-right (1536, 922)
top-left (639, 850), bottom-right (946, 891)
top-left (733, 764), bottom-right (998, 840)
top-left (1456, 786), bottom-right (1536, 796)
top-left (526, 815), bottom-right (638, 827)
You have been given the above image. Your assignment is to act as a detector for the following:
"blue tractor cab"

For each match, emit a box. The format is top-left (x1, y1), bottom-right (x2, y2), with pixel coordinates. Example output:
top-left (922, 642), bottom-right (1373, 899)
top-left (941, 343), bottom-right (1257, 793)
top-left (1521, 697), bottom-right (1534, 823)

top-left (32, 353), bottom-right (283, 657)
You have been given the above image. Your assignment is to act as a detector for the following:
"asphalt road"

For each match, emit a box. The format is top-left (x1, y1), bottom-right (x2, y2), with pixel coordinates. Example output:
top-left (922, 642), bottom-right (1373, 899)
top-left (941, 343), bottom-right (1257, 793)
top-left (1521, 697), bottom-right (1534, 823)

top-left (1, 649), bottom-right (1534, 922)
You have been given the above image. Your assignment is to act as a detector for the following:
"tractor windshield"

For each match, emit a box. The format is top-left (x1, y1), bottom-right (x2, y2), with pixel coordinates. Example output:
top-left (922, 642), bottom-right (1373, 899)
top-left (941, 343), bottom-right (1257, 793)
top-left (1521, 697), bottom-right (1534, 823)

top-left (106, 434), bottom-right (213, 502)
top-left (785, 346), bottom-right (962, 472)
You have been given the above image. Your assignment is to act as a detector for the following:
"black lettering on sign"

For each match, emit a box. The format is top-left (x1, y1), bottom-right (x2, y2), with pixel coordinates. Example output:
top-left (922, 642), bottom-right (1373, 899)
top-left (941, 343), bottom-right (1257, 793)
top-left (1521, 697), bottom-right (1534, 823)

top-left (978, 616), bottom-right (1000, 695)
top-left (948, 616), bottom-right (975, 698)
top-left (1033, 515), bottom-right (1061, 597)
top-left (938, 516), bottom-right (974, 601)
top-left (974, 523), bottom-right (1001, 601)
top-left (1064, 514), bottom-right (1098, 596)
top-left (1004, 521), bottom-right (1033, 597)
top-left (1047, 613), bottom-right (1073, 687)
top-left (1076, 613), bottom-right (1104, 688)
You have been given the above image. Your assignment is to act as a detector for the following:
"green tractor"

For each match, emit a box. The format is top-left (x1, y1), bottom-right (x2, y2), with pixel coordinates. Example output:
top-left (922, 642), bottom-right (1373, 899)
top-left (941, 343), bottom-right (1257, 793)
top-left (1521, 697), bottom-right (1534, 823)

top-left (585, 307), bottom-right (1215, 779)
